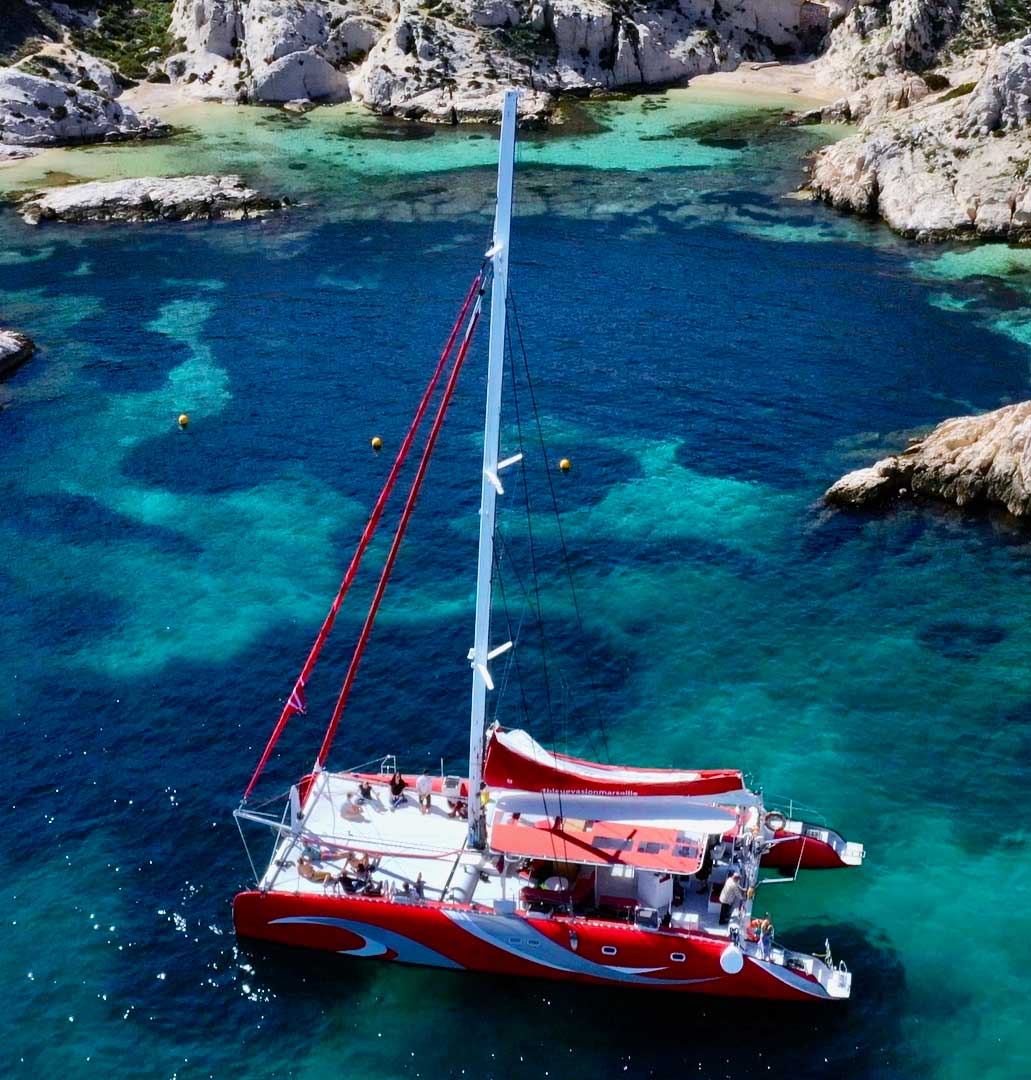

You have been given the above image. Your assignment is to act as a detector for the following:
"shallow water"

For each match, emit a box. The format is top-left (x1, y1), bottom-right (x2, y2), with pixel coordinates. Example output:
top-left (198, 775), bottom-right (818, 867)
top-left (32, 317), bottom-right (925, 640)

top-left (1, 91), bottom-right (1030, 1079)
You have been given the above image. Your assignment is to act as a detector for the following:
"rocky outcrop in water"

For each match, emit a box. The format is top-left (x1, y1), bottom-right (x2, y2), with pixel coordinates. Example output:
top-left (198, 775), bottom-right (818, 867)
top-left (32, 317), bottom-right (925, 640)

top-left (0, 66), bottom-right (166, 146)
top-left (17, 175), bottom-right (283, 225)
top-left (808, 33), bottom-right (1031, 240)
top-left (825, 401), bottom-right (1031, 517)
top-left (0, 330), bottom-right (35, 378)
top-left (165, 0), bottom-right (825, 121)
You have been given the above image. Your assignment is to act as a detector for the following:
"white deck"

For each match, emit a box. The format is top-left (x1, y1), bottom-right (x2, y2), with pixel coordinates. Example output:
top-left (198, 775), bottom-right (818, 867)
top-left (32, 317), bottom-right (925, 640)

top-left (261, 771), bottom-right (508, 905)
top-left (260, 771), bottom-right (747, 940)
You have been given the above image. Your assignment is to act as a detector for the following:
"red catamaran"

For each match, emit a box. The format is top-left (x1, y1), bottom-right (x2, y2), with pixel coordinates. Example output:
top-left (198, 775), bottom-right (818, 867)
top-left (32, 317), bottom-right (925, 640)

top-left (233, 92), bottom-right (864, 1002)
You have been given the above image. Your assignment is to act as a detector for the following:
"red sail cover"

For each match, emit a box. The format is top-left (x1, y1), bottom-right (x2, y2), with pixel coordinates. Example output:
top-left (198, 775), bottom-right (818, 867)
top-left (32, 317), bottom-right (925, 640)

top-left (483, 728), bottom-right (744, 797)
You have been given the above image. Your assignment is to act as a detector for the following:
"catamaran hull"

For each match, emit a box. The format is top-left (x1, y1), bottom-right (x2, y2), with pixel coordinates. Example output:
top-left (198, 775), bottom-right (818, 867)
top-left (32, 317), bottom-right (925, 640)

top-left (234, 890), bottom-right (845, 1002)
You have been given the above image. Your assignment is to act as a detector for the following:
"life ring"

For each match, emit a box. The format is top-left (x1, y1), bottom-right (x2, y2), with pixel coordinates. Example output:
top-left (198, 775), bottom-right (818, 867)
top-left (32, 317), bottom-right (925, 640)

top-left (764, 811), bottom-right (787, 832)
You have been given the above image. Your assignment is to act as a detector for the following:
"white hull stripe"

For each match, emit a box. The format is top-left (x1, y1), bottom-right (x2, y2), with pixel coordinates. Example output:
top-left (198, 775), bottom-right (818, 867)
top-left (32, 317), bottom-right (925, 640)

top-left (269, 916), bottom-right (463, 969)
top-left (445, 910), bottom-right (719, 987)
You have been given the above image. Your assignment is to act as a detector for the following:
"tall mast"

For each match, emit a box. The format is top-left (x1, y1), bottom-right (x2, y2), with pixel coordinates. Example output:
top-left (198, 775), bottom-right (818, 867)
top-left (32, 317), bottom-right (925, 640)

top-left (467, 90), bottom-right (519, 847)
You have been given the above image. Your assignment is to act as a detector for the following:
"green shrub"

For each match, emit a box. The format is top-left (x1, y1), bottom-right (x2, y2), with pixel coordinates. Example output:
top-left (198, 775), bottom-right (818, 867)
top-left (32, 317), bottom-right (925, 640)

top-left (939, 81), bottom-right (976, 101)
top-left (70, 0), bottom-right (175, 80)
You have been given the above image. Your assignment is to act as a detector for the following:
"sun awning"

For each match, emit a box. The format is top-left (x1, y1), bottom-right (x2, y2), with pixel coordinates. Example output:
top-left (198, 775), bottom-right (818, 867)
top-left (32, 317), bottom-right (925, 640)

top-left (494, 792), bottom-right (747, 830)
top-left (489, 803), bottom-right (738, 874)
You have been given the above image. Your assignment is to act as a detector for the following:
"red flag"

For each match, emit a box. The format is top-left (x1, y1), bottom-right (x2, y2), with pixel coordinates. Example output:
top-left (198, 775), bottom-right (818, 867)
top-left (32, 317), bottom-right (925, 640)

top-left (287, 682), bottom-right (306, 715)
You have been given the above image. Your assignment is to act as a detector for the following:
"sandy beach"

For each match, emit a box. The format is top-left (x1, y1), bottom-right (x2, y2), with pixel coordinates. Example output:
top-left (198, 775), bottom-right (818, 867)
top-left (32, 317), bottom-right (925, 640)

top-left (687, 60), bottom-right (846, 108)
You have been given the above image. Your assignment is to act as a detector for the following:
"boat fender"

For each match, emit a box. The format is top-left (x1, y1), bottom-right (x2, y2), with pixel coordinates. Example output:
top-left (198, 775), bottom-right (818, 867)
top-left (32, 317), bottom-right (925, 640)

top-left (764, 811), bottom-right (787, 833)
top-left (719, 944), bottom-right (744, 975)
top-left (568, 928), bottom-right (579, 952)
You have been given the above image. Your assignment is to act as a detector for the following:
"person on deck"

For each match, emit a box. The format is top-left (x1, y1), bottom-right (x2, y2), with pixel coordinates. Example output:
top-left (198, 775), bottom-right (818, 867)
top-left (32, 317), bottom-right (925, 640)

top-left (341, 792), bottom-right (365, 821)
top-left (356, 779), bottom-right (374, 804)
top-left (389, 771), bottom-right (407, 809)
top-left (416, 770), bottom-right (433, 814)
top-left (718, 871), bottom-right (746, 925)
top-left (297, 856), bottom-right (335, 886)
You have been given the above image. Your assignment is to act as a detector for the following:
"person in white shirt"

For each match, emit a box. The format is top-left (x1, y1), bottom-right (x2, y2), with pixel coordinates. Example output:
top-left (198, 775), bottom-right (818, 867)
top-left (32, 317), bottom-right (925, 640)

top-left (416, 770), bottom-right (433, 814)
top-left (718, 871), bottom-right (746, 925)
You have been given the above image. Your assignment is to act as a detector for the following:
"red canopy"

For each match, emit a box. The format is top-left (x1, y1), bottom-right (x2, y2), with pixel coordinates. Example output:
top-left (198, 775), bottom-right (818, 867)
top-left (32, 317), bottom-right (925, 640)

top-left (490, 813), bottom-right (708, 874)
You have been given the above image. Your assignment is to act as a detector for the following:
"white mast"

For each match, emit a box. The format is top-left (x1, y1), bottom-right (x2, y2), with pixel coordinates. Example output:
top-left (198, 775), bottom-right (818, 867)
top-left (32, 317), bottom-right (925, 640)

top-left (467, 90), bottom-right (519, 847)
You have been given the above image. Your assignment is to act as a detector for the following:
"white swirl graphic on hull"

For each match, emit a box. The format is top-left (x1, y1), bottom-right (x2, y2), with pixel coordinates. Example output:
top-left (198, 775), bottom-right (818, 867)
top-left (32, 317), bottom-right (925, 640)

top-left (444, 911), bottom-right (720, 987)
top-left (269, 916), bottom-right (462, 968)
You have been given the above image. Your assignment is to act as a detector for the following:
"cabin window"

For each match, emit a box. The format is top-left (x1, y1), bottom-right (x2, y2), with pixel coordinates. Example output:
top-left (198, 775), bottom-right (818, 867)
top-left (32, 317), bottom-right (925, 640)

top-left (601, 945), bottom-right (618, 956)
top-left (527, 939), bottom-right (541, 948)
top-left (638, 841), bottom-right (668, 855)
top-left (670, 952), bottom-right (686, 963)
top-left (594, 837), bottom-right (632, 852)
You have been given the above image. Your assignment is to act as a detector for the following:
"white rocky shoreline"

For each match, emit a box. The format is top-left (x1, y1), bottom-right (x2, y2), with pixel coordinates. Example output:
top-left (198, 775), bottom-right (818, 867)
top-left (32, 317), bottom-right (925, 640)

top-left (806, 33), bottom-right (1031, 242)
top-left (826, 402), bottom-right (1031, 519)
top-left (17, 174), bottom-right (284, 225)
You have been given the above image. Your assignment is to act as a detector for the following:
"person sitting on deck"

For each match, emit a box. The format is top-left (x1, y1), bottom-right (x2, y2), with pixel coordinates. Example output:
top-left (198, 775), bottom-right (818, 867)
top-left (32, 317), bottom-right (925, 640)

top-left (356, 779), bottom-right (374, 804)
top-left (389, 771), bottom-right (407, 809)
top-left (341, 792), bottom-right (366, 821)
top-left (297, 856), bottom-right (335, 886)
top-left (447, 795), bottom-right (466, 818)
top-left (416, 770), bottom-right (433, 814)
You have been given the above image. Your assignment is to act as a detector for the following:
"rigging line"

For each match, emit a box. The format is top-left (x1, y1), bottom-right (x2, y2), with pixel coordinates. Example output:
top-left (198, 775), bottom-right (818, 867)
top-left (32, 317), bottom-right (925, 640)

top-left (315, 288), bottom-right (486, 771)
top-left (243, 268), bottom-right (487, 802)
top-left (509, 288), bottom-right (610, 764)
top-left (505, 312), bottom-right (602, 767)
top-left (504, 326), bottom-right (565, 849)
top-left (492, 542), bottom-right (531, 727)
top-left (504, 315), bottom-right (567, 757)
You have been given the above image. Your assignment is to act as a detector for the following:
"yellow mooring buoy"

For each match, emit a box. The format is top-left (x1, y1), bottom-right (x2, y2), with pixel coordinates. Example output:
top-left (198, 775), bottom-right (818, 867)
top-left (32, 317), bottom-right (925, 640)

top-left (371, 435), bottom-right (383, 451)
top-left (559, 458), bottom-right (571, 472)
top-left (178, 413), bottom-right (189, 429)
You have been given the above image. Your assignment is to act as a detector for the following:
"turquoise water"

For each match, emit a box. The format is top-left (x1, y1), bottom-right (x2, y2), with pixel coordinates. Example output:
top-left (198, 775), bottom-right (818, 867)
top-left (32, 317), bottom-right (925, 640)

top-left (2, 92), bottom-right (1030, 1079)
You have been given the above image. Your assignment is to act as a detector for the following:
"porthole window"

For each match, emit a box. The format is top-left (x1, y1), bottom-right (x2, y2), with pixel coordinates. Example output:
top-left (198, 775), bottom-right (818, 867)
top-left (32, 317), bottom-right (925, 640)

top-left (670, 952), bottom-right (686, 963)
top-left (527, 939), bottom-right (541, 948)
top-left (601, 945), bottom-right (618, 956)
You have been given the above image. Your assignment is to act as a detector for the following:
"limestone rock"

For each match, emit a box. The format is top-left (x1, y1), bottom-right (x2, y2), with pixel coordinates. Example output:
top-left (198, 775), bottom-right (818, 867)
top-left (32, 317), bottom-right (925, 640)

top-left (825, 402), bottom-right (1031, 517)
top-left (809, 34), bottom-right (1031, 240)
top-left (0, 330), bottom-right (35, 379)
top-left (962, 32), bottom-right (1031, 134)
top-left (17, 175), bottom-right (283, 225)
top-left (19, 44), bottom-right (124, 98)
top-left (0, 67), bottom-right (166, 147)
top-left (165, 0), bottom-right (832, 121)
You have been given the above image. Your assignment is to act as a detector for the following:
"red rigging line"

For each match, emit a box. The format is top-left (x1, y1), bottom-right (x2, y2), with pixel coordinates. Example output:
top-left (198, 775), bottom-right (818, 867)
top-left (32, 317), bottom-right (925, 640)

top-left (314, 293), bottom-right (485, 773)
top-left (242, 270), bottom-right (485, 802)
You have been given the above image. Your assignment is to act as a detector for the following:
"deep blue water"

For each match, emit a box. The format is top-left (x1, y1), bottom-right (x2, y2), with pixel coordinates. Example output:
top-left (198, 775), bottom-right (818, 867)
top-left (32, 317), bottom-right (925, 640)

top-left (1, 96), bottom-right (1030, 1079)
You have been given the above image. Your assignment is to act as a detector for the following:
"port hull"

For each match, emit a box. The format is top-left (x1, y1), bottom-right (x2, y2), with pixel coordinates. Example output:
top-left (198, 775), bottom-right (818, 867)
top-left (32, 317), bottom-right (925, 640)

top-left (234, 890), bottom-right (845, 1002)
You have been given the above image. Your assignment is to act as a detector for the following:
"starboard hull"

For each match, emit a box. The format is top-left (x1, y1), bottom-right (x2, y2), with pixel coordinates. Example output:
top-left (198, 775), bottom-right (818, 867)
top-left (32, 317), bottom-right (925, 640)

top-left (234, 890), bottom-right (847, 1002)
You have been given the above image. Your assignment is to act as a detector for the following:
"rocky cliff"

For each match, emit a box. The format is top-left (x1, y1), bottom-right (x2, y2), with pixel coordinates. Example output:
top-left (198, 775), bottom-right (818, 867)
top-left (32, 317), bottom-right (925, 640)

top-left (164, 0), bottom-right (823, 120)
top-left (825, 401), bottom-right (1031, 517)
top-left (0, 64), bottom-right (167, 146)
top-left (808, 32), bottom-right (1031, 239)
